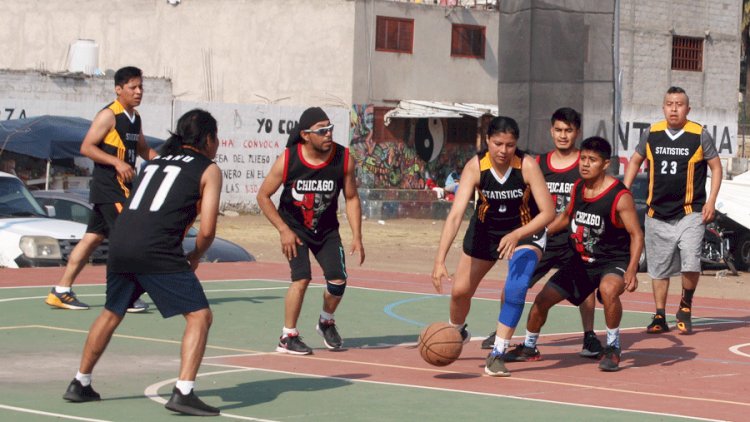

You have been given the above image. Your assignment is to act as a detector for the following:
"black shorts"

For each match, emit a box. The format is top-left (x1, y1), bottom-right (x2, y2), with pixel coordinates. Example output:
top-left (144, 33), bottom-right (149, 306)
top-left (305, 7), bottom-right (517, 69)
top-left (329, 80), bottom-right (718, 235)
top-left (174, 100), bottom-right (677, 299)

top-left (463, 224), bottom-right (546, 261)
top-left (105, 271), bottom-right (209, 318)
top-left (288, 231), bottom-right (347, 282)
top-left (547, 259), bottom-right (628, 306)
top-left (86, 203), bottom-right (122, 236)
top-left (528, 243), bottom-right (575, 287)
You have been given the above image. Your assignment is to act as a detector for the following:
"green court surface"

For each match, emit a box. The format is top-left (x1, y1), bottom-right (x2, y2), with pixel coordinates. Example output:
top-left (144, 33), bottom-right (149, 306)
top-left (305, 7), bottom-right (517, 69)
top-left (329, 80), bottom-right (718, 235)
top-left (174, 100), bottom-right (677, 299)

top-left (0, 280), bottom-right (696, 421)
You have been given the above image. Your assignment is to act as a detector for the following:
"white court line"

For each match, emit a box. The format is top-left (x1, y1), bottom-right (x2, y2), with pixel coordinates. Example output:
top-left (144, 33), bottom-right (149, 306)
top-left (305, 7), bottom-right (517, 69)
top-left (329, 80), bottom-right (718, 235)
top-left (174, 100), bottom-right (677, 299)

top-left (0, 286), bottom-right (294, 303)
top-left (729, 343), bottom-right (750, 358)
top-left (0, 404), bottom-right (111, 421)
top-left (200, 362), bottom-right (725, 422)
top-left (143, 369), bottom-right (279, 422)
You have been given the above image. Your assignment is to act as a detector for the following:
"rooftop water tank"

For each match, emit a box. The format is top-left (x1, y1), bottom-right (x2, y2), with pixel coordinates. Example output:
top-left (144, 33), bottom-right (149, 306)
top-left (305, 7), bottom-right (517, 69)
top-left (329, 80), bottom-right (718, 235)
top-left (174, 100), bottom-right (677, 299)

top-left (67, 39), bottom-right (99, 74)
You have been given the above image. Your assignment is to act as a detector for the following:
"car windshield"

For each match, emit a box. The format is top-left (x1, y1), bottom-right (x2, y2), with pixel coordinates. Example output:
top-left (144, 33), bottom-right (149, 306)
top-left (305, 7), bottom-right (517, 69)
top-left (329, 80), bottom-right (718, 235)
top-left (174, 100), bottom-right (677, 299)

top-left (0, 177), bottom-right (47, 217)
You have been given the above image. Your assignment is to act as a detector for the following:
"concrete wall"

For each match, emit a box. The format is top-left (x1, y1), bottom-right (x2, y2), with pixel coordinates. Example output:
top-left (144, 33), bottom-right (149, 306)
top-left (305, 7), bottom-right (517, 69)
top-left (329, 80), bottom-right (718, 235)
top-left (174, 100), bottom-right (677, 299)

top-left (618, 0), bottom-right (742, 173)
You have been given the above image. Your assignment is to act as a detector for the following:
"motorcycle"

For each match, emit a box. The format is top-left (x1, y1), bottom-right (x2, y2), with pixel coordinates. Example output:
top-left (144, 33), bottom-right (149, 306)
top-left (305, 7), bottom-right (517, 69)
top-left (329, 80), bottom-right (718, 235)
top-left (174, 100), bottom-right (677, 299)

top-left (700, 212), bottom-right (738, 276)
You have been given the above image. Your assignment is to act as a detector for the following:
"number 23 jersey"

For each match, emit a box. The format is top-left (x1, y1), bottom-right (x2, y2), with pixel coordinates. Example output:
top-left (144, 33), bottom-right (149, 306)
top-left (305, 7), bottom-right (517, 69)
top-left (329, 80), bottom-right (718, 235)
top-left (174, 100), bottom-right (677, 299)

top-left (107, 148), bottom-right (214, 273)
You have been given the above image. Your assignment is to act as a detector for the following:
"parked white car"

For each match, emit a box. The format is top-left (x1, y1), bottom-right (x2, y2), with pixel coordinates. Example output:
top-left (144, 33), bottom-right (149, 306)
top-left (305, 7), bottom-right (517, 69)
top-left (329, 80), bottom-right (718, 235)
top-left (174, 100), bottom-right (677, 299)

top-left (0, 171), bottom-right (92, 268)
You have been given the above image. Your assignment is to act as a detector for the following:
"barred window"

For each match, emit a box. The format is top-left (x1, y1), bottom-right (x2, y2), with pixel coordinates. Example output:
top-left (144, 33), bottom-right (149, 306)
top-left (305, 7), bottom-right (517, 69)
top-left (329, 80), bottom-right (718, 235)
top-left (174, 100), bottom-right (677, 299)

top-left (451, 24), bottom-right (485, 59)
top-left (672, 36), bottom-right (703, 72)
top-left (376, 16), bottom-right (414, 54)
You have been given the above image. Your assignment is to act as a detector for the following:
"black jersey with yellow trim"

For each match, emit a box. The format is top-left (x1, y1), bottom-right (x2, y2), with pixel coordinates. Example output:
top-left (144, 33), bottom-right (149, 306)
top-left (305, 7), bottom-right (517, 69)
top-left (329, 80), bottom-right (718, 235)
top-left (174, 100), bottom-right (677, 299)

top-left (644, 120), bottom-right (706, 220)
top-left (89, 100), bottom-right (141, 204)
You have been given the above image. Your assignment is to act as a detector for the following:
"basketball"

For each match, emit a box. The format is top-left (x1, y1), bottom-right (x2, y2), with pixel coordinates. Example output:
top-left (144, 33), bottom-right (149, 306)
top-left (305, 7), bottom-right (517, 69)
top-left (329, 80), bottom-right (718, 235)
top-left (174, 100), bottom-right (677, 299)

top-left (417, 322), bottom-right (463, 367)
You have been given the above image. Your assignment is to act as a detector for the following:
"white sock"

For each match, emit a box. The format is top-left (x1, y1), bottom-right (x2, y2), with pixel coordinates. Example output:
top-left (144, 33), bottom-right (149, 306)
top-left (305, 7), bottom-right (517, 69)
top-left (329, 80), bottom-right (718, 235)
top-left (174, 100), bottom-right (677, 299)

top-left (320, 311), bottom-right (334, 321)
top-left (524, 330), bottom-right (539, 348)
top-left (282, 327), bottom-right (298, 338)
top-left (606, 327), bottom-right (620, 348)
top-left (493, 337), bottom-right (510, 355)
top-left (75, 371), bottom-right (91, 387)
top-left (55, 286), bottom-right (71, 294)
top-left (175, 380), bottom-right (194, 395)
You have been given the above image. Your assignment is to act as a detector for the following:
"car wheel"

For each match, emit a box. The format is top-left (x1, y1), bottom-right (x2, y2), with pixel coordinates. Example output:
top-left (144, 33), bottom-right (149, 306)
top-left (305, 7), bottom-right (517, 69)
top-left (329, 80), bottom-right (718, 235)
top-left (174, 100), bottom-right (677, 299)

top-left (732, 232), bottom-right (750, 271)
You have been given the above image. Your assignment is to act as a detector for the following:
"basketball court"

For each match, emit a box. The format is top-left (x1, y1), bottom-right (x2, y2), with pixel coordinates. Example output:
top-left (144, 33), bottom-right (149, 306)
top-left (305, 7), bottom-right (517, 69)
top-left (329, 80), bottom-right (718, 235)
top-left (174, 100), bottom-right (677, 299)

top-left (1, 261), bottom-right (748, 421)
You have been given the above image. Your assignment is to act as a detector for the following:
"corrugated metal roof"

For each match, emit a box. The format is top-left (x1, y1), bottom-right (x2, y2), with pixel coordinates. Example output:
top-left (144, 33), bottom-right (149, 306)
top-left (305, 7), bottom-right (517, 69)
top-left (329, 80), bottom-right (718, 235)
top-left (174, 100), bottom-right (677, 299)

top-left (384, 100), bottom-right (498, 125)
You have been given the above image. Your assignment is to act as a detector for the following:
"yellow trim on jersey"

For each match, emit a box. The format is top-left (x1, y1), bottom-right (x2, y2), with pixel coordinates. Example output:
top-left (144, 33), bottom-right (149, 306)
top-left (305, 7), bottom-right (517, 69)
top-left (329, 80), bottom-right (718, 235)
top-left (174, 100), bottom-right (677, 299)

top-left (683, 121), bottom-right (703, 135)
top-left (520, 188), bottom-right (532, 225)
top-left (479, 152), bottom-right (492, 171)
top-left (104, 101), bottom-right (131, 197)
top-left (684, 146), bottom-right (704, 215)
top-left (477, 190), bottom-right (489, 223)
top-left (645, 145), bottom-right (655, 214)
top-left (650, 121), bottom-right (668, 132)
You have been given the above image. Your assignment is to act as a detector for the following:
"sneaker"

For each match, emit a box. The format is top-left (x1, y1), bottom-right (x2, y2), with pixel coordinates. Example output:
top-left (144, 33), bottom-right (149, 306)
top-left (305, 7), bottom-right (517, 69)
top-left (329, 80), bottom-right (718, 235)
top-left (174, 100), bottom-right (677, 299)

top-left (63, 379), bottom-right (100, 402)
top-left (484, 351), bottom-right (511, 377)
top-left (126, 298), bottom-right (149, 313)
top-left (45, 289), bottom-right (89, 310)
top-left (316, 319), bottom-right (343, 350)
top-left (645, 314), bottom-right (670, 334)
top-left (598, 346), bottom-right (622, 372)
top-left (276, 333), bottom-right (313, 355)
top-left (579, 332), bottom-right (604, 358)
top-left (457, 323), bottom-right (471, 345)
top-left (481, 331), bottom-right (496, 350)
top-left (503, 344), bottom-right (541, 362)
top-left (165, 387), bottom-right (220, 416)
top-left (675, 307), bottom-right (692, 334)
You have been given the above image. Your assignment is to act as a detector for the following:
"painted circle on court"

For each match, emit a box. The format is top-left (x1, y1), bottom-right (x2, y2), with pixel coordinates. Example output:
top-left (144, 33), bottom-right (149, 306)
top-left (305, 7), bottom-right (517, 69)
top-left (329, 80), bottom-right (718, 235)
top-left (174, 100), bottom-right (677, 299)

top-left (728, 343), bottom-right (750, 358)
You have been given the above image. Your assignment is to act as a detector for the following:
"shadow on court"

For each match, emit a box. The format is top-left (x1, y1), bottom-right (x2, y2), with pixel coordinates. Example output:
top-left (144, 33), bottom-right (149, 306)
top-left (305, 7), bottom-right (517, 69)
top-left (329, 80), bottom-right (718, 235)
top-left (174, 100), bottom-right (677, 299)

top-left (206, 376), bottom-right (353, 411)
top-left (344, 334), bottom-right (418, 348)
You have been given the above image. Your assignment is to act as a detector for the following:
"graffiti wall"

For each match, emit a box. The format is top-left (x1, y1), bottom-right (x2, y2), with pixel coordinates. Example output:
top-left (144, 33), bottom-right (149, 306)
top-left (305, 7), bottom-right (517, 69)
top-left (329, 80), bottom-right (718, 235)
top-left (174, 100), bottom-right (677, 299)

top-left (349, 104), bottom-right (477, 189)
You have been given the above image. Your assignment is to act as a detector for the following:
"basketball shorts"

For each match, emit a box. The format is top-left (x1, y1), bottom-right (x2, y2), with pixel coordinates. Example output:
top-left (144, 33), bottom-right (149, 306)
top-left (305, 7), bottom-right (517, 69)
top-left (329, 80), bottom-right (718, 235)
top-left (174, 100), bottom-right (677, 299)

top-left (288, 231), bottom-right (347, 282)
top-left (463, 226), bottom-right (546, 261)
top-left (645, 212), bottom-right (703, 279)
top-left (86, 203), bottom-right (122, 237)
top-left (105, 271), bottom-right (210, 318)
top-left (528, 242), bottom-right (576, 288)
top-left (547, 259), bottom-right (628, 306)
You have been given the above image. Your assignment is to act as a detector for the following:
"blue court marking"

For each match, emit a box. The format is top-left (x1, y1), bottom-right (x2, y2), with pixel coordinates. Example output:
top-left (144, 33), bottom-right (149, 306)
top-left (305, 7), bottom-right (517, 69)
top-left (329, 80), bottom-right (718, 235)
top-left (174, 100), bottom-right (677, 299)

top-left (383, 295), bottom-right (442, 327)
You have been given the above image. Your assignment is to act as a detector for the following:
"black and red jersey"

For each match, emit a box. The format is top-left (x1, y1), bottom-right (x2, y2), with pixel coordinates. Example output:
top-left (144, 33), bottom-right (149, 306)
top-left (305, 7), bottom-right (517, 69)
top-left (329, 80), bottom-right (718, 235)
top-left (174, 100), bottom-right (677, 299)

top-left (278, 143), bottom-right (348, 238)
top-left (567, 178), bottom-right (631, 265)
top-left (537, 151), bottom-right (579, 248)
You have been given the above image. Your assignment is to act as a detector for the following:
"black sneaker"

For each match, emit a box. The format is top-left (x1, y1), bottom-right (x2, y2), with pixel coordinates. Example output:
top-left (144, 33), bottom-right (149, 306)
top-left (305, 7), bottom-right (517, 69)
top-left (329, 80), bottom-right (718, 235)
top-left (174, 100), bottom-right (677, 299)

top-left (675, 307), bottom-right (692, 334)
top-left (276, 333), bottom-right (313, 355)
top-left (165, 387), bottom-right (220, 416)
top-left (457, 323), bottom-right (471, 345)
top-left (598, 346), bottom-right (622, 372)
top-left (484, 351), bottom-right (511, 377)
top-left (579, 332), bottom-right (604, 358)
top-left (503, 343), bottom-right (541, 362)
top-left (646, 314), bottom-right (670, 334)
top-left (316, 319), bottom-right (343, 350)
top-left (481, 331), bottom-right (496, 350)
top-left (63, 379), bottom-right (101, 402)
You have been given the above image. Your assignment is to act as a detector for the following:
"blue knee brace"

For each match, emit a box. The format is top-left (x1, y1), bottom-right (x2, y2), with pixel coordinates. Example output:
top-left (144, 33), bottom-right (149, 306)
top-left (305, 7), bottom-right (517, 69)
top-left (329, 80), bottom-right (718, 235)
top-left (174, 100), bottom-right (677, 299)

top-left (498, 248), bottom-right (539, 327)
top-left (326, 280), bottom-right (346, 297)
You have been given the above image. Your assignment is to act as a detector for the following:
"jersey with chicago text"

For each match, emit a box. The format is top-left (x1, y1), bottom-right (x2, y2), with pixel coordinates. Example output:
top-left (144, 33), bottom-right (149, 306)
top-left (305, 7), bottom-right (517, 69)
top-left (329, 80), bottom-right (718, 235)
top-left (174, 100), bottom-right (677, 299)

top-left (636, 120), bottom-right (717, 220)
top-left (537, 151), bottom-right (579, 249)
top-left (89, 100), bottom-right (142, 204)
top-left (469, 149), bottom-right (538, 237)
top-left (567, 178), bottom-right (630, 264)
top-left (107, 148), bottom-right (214, 273)
top-left (278, 143), bottom-right (347, 238)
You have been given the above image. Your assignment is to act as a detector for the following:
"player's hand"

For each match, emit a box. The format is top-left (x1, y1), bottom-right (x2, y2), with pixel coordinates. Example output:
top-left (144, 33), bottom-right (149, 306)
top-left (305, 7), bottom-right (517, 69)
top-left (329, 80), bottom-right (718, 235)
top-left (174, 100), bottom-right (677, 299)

top-left (431, 262), bottom-right (450, 294)
top-left (114, 160), bottom-right (135, 183)
top-left (187, 250), bottom-right (201, 271)
top-left (350, 239), bottom-right (365, 265)
top-left (624, 270), bottom-right (638, 292)
top-left (279, 227), bottom-right (302, 260)
top-left (497, 231), bottom-right (521, 260)
top-left (702, 202), bottom-right (716, 224)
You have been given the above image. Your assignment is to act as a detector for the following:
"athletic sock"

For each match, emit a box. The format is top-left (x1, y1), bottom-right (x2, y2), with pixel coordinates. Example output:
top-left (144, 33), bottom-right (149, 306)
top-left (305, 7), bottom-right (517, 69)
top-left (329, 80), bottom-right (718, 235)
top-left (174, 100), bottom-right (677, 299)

top-left (448, 319), bottom-right (464, 329)
top-left (680, 288), bottom-right (695, 309)
top-left (75, 371), bottom-right (91, 387)
top-left (55, 286), bottom-right (72, 294)
top-left (524, 330), bottom-right (539, 348)
top-left (655, 308), bottom-right (666, 318)
top-left (282, 327), bottom-right (298, 338)
top-left (493, 337), bottom-right (510, 356)
top-left (175, 380), bottom-right (195, 395)
top-left (606, 327), bottom-right (620, 349)
top-left (320, 311), bottom-right (335, 321)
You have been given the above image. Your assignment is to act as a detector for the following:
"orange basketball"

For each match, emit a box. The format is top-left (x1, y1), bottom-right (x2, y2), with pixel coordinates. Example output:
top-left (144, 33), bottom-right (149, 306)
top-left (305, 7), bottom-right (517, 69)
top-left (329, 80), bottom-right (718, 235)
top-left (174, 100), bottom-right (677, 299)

top-left (417, 322), bottom-right (463, 367)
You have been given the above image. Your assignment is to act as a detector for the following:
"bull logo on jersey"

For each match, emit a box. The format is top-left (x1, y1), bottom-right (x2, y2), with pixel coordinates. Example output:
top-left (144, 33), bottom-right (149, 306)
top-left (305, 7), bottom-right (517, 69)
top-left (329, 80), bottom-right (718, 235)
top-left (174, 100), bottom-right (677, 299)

top-left (569, 211), bottom-right (605, 263)
top-left (291, 179), bottom-right (336, 230)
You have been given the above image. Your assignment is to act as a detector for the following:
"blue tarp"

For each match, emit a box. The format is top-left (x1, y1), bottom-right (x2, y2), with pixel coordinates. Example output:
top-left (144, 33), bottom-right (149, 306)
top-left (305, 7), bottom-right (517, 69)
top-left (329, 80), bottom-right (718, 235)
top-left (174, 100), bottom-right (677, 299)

top-left (0, 115), bottom-right (164, 160)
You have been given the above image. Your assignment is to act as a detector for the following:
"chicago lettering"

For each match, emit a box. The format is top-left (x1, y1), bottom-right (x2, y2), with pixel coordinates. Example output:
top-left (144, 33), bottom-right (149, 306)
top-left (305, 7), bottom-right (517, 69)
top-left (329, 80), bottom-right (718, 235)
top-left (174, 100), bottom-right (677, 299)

top-left (546, 181), bottom-right (574, 194)
top-left (295, 179), bottom-right (334, 192)
top-left (575, 211), bottom-right (601, 227)
top-left (480, 189), bottom-right (524, 200)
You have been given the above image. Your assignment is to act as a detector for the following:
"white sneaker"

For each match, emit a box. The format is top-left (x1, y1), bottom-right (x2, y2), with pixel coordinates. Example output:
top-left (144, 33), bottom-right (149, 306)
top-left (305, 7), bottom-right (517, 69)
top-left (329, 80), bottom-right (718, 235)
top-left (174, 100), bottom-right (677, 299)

top-left (127, 298), bottom-right (150, 313)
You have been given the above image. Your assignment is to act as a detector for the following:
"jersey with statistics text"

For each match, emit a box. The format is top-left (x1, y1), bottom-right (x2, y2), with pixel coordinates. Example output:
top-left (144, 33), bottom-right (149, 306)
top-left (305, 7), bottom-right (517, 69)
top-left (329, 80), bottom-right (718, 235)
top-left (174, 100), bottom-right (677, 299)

top-left (107, 148), bottom-right (214, 273)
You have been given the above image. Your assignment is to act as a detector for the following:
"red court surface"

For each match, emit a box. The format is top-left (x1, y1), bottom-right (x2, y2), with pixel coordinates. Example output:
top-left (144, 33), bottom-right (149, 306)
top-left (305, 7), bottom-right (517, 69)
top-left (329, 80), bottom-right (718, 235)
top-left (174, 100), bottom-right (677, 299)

top-left (2, 261), bottom-right (749, 421)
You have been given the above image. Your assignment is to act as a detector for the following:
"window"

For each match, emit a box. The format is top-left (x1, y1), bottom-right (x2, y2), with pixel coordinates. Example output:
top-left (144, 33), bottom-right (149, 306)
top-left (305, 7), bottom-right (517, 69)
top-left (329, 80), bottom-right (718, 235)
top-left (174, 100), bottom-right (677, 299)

top-left (373, 107), bottom-right (404, 142)
top-left (451, 24), bottom-right (485, 58)
top-left (376, 16), bottom-right (414, 54)
top-left (445, 117), bottom-right (477, 144)
top-left (672, 36), bottom-right (703, 71)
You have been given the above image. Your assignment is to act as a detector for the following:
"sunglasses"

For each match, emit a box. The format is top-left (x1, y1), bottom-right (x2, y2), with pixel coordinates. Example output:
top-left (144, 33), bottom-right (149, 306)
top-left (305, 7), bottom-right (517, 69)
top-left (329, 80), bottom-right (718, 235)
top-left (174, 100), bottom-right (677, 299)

top-left (303, 124), bottom-right (334, 136)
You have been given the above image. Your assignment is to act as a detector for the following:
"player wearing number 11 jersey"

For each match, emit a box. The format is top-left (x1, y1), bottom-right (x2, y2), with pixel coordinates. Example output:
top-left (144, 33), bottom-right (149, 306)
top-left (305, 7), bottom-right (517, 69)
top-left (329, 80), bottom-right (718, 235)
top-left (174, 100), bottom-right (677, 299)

top-left (63, 109), bottom-right (223, 416)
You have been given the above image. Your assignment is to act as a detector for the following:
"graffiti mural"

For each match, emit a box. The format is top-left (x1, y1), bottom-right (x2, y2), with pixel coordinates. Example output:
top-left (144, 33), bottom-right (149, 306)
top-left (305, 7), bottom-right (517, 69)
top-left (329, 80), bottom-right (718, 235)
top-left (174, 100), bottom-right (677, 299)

top-left (348, 104), bottom-right (479, 189)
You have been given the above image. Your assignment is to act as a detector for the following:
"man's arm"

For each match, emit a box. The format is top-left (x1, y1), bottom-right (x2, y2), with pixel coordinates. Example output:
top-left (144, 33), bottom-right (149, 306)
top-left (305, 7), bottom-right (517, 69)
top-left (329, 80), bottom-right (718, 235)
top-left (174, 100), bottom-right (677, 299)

top-left (80, 109), bottom-right (136, 182)
top-left (257, 152), bottom-right (301, 260)
top-left (616, 192), bottom-right (644, 292)
top-left (703, 156), bottom-right (723, 223)
top-left (622, 151), bottom-right (645, 189)
top-left (187, 163), bottom-right (222, 270)
top-left (342, 153), bottom-right (365, 265)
